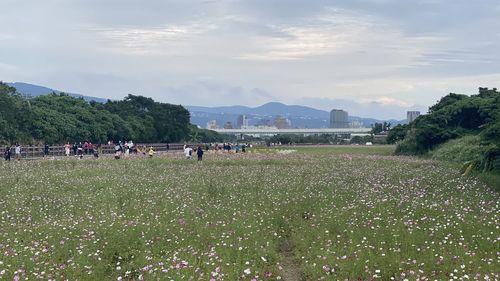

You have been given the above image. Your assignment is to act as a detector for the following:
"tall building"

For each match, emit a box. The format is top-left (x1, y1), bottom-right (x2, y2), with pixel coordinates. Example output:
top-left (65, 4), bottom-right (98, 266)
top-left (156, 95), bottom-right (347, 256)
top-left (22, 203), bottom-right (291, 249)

top-left (273, 115), bottom-right (291, 129)
top-left (236, 115), bottom-right (249, 129)
top-left (206, 120), bottom-right (218, 130)
top-left (407, 111), bottom-right (420, 123)
top-left (330, 109), bottom-right (349, 128)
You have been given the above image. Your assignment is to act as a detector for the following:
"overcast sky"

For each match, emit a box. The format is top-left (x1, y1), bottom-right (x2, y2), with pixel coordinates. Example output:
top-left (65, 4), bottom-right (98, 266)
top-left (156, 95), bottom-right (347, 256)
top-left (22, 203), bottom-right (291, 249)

top-left (1, 0), bottom-right (499, 119)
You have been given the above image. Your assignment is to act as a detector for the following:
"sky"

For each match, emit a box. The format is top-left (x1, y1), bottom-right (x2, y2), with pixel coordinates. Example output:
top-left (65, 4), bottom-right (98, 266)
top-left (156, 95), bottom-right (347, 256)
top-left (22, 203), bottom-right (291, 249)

top-left (1, 0), bottom-right (499, 119)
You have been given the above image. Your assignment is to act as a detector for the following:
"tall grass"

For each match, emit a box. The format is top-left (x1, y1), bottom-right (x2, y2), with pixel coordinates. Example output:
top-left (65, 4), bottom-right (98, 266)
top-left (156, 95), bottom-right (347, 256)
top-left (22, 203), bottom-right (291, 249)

top-left (432, 135), bottom-right (490, 163)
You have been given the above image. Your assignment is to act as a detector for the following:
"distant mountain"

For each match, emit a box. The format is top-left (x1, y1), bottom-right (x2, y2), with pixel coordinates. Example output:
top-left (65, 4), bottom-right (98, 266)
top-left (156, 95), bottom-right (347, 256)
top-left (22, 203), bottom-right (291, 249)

top-left (186, 102), bottom-right (406, 129)
top-left (6, 82), bottom-right (407, 128)
top-left (7, 82), bottom-right (109, 103)
top-left (187, 102), bottom-right (328, 118)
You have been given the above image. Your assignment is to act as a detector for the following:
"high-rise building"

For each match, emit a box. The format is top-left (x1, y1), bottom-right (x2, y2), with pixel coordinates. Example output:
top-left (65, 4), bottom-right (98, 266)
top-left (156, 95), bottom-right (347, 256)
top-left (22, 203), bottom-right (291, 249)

top-left (273, 115), bottom-right (291, 129)
top-left (330, 109), bottom-right (349, 128)
top-left (236, 115), bottom-right (249, 129)
top-left (206, 120), bottom-right (218, 130)
top-left (407, 111), bottom-right (420, 123)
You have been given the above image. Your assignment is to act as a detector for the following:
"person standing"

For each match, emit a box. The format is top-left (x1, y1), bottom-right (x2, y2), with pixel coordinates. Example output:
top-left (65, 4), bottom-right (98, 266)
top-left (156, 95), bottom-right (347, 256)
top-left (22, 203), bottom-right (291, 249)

top-left (73, 142), bottom-right (78, 156)
top-left (197, 145), bottom-right (204, 162)
top-left (15, 144), bottom-right (21, 160)
top-left (77, 142), bottom-right (84, 158)
top-left (184, 145), bottom-right (192, 160)
top-left (4, 146), bottom-right (11, 161)
top-left (114, 142), bottom-right (122, 159)
top-left (44, 143), bottom-right (50, 157)
top-left (64, 142), bottom-right (71, 156)
top-left (83, 141), bottom-right (89, 155)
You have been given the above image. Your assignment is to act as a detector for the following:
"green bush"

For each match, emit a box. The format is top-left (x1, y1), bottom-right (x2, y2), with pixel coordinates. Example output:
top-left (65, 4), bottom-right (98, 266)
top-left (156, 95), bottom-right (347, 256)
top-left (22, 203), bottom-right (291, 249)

top-left (432, 135), bottom-right (490, 163)
top-left (394, 130), bottom-right (427, 155)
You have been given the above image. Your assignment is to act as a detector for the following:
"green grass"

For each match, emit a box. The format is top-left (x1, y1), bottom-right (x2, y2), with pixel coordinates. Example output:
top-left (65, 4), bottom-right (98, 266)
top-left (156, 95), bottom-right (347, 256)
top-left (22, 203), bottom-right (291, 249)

top-left (478, 172), bottom-right (500, 192)
top-left (0, 147), bottom-right (497, 280)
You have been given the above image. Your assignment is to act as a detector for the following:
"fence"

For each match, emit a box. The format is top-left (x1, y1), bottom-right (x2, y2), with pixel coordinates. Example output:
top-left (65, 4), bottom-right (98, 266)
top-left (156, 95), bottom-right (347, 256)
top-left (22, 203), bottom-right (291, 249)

top-left (0, 143), bottom-right (194, 159)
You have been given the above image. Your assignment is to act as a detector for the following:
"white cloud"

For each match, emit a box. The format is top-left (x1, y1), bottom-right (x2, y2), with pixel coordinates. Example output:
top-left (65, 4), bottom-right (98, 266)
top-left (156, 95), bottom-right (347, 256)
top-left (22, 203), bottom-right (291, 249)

top-left (1, 0), bottom-right (498, 114)
top-left (236, 8), bottom-right (446, 66)
top-left (94, 21), bottom-right (218, 55)
top-left (360, 96), bottom-right (412, 107)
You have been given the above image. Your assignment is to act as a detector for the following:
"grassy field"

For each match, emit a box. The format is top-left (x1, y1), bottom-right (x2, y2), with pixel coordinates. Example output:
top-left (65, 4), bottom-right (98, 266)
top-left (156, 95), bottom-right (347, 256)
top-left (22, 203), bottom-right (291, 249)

top-left (0, 147), bottom-right (498, 281)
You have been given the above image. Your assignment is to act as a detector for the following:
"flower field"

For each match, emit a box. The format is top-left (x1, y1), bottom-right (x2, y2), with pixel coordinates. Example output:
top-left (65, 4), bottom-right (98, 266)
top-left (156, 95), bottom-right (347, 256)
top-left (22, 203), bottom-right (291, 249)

top-left (0, 147), bottom-right (498, 281)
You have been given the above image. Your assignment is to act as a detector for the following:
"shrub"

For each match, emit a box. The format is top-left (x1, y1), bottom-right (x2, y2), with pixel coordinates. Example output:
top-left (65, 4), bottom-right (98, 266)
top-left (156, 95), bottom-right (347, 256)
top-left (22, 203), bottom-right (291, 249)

top-left (432, 135), bottom-right (490, 163)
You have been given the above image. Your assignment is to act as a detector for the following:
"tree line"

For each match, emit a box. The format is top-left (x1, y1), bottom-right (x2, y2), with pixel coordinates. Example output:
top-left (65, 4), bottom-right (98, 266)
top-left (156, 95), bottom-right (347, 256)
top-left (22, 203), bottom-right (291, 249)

top-left (0, 82), bottom-right (209, 144)
top-left (388, 87), bottom-right (500, 173)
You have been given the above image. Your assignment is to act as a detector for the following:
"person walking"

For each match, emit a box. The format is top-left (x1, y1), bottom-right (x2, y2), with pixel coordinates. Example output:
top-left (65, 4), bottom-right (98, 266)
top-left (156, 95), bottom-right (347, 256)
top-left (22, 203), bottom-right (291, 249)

top-left (197, 145), bottom-right (204, 162)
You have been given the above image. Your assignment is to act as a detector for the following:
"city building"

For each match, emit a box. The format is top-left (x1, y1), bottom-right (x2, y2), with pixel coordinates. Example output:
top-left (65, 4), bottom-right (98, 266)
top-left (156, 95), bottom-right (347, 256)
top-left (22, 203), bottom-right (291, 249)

top-left (273, 115), bottom-right (291, 129)
top-left (407, 111), bottom-right (421, 123)
top-left (206, 120), bottom-right (218, 130)
top-left (349, 120), bottom-right (363, 128)
top-left (256, 118), bottom-right (271, 126)
top-left (236, 115), bottom-right (249, 129)
top-left (223, 121), bottom-right (233, 129)
top-left (330, 109), bottom-right (349, 128)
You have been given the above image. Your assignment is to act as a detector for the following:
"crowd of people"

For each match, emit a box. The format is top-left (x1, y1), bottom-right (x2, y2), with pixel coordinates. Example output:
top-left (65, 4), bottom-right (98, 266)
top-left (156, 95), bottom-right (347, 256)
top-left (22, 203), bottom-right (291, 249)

top-left (4, 141), bottom-right (250, 161)
top-left (112, 140), bottom-right (161, 159)
top-left (3, 144), bottom-right (21, 161)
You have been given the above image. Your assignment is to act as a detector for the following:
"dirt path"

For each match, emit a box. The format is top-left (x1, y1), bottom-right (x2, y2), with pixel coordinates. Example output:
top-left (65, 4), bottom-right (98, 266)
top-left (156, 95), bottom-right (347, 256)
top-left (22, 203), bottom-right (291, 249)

top-left (280, 238), bottom-right (301, 281)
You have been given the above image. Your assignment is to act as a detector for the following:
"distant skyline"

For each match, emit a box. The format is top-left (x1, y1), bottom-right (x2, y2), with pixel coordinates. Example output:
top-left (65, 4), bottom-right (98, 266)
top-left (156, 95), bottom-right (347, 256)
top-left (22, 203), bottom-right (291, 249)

top-left (1, 0), bottom-right (499, 119)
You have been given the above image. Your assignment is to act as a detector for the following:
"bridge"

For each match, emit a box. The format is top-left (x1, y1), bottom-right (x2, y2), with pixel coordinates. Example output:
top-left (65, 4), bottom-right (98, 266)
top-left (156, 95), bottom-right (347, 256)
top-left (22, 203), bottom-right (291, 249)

top-left (213, 128), bottom-right (372, 137)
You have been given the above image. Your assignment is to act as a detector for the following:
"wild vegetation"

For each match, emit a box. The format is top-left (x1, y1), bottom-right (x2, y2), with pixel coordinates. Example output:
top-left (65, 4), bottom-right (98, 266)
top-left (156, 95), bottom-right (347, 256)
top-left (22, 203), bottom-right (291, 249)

top-left (0, 82), bottom-right (216, 144)
top-left (0, 147), bottom-right (497, 280)
top-left (391, 88), bottom-right (500, 176)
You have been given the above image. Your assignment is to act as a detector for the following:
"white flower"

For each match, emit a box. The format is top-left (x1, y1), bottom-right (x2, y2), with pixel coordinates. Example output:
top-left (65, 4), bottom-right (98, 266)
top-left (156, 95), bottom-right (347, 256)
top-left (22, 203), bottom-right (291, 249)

top-left (244, 268), bottom-right (251, 275)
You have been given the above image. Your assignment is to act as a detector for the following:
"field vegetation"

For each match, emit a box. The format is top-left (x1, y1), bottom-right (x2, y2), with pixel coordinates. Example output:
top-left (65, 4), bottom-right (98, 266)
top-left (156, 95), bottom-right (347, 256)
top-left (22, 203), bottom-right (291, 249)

top-left (0, 147), bottom-right (498, 280)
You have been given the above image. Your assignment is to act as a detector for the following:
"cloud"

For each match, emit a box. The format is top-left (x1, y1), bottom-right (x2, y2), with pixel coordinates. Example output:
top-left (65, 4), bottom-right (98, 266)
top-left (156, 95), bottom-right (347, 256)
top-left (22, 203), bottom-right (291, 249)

top-left (360, 96), bottom-right (412, 107)
top-left (236, 7), bottom-right (446, 65)
top-left (93, 21), bottom-right (218, 55)
top-left (0, 0), bottom-right (498, 115)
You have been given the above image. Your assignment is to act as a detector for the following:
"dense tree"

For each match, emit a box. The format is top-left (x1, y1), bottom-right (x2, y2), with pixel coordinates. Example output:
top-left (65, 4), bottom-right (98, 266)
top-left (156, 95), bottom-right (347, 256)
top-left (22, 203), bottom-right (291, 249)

top-left (103, 94), bottom-right (190, 143)
top-left (395, 87), bottom-right (500, 172)
top-left (371, 122), bottom-right (390, 135)
top-left (0, 82), bottom-right (206, 144)
top-left (386, 124), bottom-right (408, 144)
top-left (0, 83), bottom-right (32, 143)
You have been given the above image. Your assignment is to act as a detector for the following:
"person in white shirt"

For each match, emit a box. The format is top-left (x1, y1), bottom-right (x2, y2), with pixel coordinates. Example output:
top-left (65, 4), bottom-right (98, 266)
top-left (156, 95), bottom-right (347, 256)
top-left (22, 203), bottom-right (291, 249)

top-left (184, 145), bottom-right (193, 159)
top-left (15, 144), bottom-right (21, 160)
